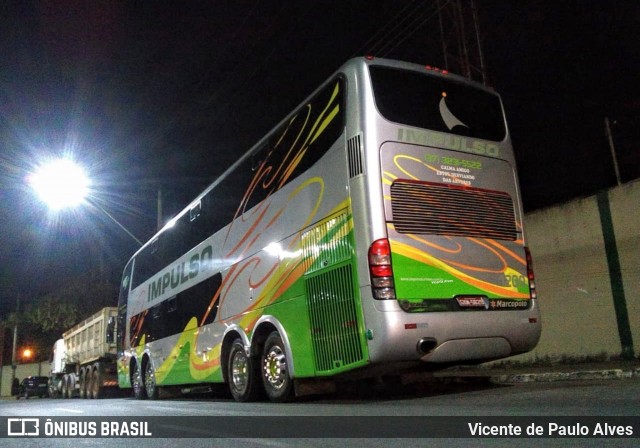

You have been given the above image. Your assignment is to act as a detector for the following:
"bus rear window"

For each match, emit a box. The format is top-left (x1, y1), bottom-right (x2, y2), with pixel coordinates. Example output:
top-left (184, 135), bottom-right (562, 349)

top-left (369, 66), bottom-right (506, 142)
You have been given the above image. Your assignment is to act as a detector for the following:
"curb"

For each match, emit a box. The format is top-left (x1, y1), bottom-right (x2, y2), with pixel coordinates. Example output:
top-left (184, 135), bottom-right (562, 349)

top-left (491, 367), bottom-right (640, 384)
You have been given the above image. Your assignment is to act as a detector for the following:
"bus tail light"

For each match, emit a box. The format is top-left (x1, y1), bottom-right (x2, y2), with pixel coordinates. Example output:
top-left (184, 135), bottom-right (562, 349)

top-left (369, 239), bottom-right (396, 300)
top-left (525, 247), bottom-right (537, 300)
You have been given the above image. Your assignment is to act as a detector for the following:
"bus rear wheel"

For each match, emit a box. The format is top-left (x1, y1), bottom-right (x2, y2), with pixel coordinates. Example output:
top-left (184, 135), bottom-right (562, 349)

top-left (261, 331), bottom-right (293, 402)
top-left (144, 359), bottom-right (159, 400)
top-left (132, 361), bottom-right (147, 400)
top-left (228, 339), bottom-right (261, 402)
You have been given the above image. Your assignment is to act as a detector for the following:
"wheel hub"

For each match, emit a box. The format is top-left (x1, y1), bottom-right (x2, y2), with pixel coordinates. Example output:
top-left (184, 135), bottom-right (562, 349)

top-left (231, 352), bottom-right (249, 392)
top-left (145, 363), bottom-right (155, 396)
top-left (263, 346), bottom-right (287, 390)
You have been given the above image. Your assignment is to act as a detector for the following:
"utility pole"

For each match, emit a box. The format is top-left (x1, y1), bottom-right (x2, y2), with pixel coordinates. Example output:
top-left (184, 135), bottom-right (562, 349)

top-left (157, 187), bottom-right (164, 231)
top-left (604, 117), bottom-right (622, 186)
top-left (437, 0), bottom-right (487, 84)
top-left (10, 294), bottom-right (20, 390)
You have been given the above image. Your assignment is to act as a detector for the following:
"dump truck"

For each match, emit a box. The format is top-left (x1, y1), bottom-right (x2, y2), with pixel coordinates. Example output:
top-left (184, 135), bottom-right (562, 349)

top-left (49, 307), bottom-right (118, 399)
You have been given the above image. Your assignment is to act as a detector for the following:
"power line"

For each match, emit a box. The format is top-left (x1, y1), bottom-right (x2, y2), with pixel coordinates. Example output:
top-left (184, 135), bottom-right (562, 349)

top-left (352, 0), bottom-right (426, 57)
top-left (377, 1), bottom-right (449, 58)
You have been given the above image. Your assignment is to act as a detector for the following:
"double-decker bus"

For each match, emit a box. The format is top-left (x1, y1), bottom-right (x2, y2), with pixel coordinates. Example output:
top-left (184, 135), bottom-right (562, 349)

top-left (116, 57), bottom-right (541, 402)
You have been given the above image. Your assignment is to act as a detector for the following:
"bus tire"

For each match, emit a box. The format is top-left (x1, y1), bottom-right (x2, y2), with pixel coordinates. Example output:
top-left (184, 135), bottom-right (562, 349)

top-left (132, 361), bottom-right (147, 400)
top-left (261, 331), bottom-right (293, 403)
top-left (144, 358), bottom-right (159, 400)
top-left (228, 339), bottom-right (261, 402)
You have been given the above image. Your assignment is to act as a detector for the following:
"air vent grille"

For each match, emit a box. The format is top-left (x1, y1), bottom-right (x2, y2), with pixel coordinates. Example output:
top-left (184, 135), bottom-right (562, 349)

top-left (347, 134), bottom-right (364, 178)
top-left (390, 181), bottom-right (517, 240)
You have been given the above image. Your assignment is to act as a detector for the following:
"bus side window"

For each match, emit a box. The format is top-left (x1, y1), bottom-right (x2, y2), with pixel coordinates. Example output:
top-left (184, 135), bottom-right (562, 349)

top-left (189, 201), bottom-right (201, 222)
top-left (167, 295), bottom-right (177, 313)
top-left (189, 200), bottom-right (212, 246)
top-left (131, 240), bottom-right (159, 290)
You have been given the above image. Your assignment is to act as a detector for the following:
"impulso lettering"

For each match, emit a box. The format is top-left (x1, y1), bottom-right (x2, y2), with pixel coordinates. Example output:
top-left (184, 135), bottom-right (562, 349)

top-left (397, 128), bottom-right (500, 157)
top-left (147, 245), bottom-right (213, 302)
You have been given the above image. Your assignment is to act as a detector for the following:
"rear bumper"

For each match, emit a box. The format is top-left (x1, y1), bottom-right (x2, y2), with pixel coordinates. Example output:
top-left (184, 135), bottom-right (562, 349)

top-left (363, 293), bottom-right (541, 364)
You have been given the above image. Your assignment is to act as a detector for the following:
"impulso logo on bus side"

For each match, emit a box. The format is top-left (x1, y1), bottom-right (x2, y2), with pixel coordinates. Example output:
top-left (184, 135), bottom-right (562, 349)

top-left (397, 128), bottom-right (500, 157)
top-left (146, 245), bottom-right (214, 303)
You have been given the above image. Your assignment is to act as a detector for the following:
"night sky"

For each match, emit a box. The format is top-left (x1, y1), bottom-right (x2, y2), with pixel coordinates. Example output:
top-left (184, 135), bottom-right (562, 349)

top-left (1, 1), bottom-right (638, 325)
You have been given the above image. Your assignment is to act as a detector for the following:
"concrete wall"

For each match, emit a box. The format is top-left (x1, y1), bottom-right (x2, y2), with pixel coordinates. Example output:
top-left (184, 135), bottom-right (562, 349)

top-left (610, 181), bottom-right (640, 355)
top-left (518, 180), bottom-right (639, 361)
top-left (0, 362), bottom-right (50, 397)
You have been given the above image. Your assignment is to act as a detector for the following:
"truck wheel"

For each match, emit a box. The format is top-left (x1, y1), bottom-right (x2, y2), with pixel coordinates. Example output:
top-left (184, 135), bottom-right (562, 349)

top-left (91, 367), bottom-right (103, 399)
top-left (65, 375), bottom-right (75, 398)
top-left (261, 331), bottom-right (294, 402)
top-left (87, 370), bottom-right (94, 398)
top-left (132, 362), bottom-right (147, 400)
top-left (79, 370), bottom-right (87, 399)
top-left (61, 375), bottom-right (68, 399)
top-left (228, 339), bottom-right (261, 402)
top-left (144, 359), bottom-right (159, 400)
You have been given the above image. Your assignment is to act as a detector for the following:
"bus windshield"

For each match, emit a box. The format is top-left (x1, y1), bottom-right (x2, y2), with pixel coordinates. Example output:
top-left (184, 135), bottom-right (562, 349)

top-left (369, 65), bottom-right (506, 142)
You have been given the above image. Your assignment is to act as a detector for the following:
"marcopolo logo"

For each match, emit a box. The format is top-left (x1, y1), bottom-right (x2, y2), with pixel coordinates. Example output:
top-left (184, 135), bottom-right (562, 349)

top-left (490, 300), bottom-right (529, 310)
top-left (7, 418), bottom-right (39, 436)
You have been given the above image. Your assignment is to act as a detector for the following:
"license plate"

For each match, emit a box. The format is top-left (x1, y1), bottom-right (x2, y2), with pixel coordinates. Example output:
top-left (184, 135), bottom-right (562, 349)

top-left (456, 296), bottom-right (488, 308)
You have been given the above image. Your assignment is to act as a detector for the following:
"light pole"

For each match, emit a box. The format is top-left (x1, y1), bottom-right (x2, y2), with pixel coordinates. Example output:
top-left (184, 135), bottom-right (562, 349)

top-left (91, 201), bottom-right (143, 246)
top-left (10, 295), bottom-right (20, 390)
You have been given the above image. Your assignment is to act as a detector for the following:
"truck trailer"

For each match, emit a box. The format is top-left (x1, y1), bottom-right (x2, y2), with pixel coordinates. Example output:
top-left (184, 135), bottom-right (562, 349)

top-left (49, 307), bottom-right (118, 399)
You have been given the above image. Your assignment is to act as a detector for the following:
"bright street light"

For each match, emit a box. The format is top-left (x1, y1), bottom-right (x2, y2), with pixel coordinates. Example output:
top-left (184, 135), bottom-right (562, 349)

top-left (22, 348), bottom-right (33, 360)
top-left (28, 158), bottom-right (90, 210)
top-left (27, 157), bottom-right (143, 246)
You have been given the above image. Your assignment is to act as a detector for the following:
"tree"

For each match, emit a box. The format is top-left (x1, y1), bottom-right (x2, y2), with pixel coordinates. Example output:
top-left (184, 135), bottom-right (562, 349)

top-left (21, 274), bottom-right (118, 357)
top-left (27, 295), bottom-right (78, 333)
